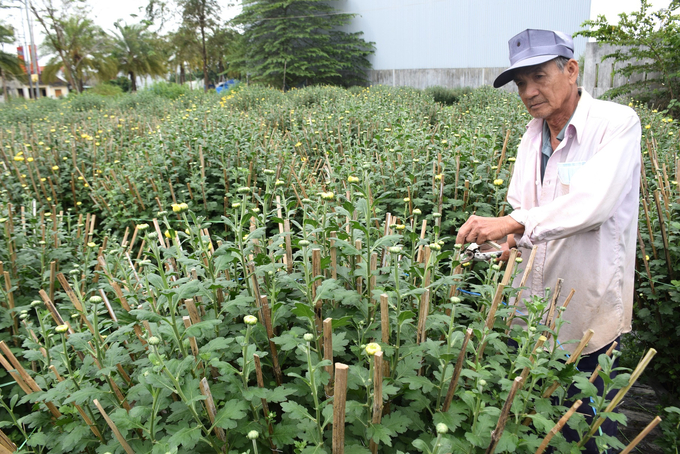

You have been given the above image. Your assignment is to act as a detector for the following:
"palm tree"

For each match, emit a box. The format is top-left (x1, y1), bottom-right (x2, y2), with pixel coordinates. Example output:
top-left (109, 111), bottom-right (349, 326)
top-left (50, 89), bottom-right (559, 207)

top-left (40, 16), bottom-right (114, 92)
top-left (0, 24), bottom-right (24, 101)
top-left (109, 22), bottom-right (165, 92)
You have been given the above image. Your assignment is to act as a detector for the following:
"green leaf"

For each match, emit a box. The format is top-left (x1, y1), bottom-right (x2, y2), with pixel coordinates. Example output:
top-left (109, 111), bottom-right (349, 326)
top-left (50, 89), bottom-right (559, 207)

top-left (381, 411), bottom-right (412, 434)
top-left (168, 425), bottom-right (202, 450)
top-left (281, 400), bottom-right (314, 421)
top-left (367, 423), bottom-right (394, 446)
top-left (292, 302), bottom-right (315, 320)
top-left (214, 399), bottom-right (248, 430)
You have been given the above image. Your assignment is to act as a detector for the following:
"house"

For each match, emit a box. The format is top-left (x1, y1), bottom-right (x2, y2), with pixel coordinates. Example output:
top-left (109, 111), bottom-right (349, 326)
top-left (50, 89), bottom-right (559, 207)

top-left (2, 70), bottom-right (70, 102)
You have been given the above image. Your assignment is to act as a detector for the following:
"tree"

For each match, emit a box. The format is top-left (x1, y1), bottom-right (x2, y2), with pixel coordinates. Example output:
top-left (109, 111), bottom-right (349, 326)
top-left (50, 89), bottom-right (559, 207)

top-left (179, 0), bottom-right (220, 91)
top-left (576, 0), bottom-right (680, 114)
top-left (0, 24), bottom-right (24, 101)
top-left (109, 22), bottom-right (166, 92)
top-left (39, 15), bottom-right (113, 92)
top-left (232, 0), bottom-right (374, 89)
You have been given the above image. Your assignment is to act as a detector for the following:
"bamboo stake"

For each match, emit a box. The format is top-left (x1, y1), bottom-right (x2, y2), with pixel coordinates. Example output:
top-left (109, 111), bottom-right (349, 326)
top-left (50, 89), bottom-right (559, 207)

top-left (496, 130), bottom-right (511, 177)
top-left (619, 416), bottom-right (662, 454)
top-left (380, 294), bottom-right (389, 344)
top-left (442, 328), bottom-right (473, 412)
top-left (0, 429), bottom-right (17, 453)
top-left (49, 365), bottom-right (103, 441)
top-left (486, 376), bottom-right (523, 454)
top-left (637, 229), bottom-right (656, 295)
top-left (93, 399), bottom-right (136, 454)
top-left (416, 220), bottom-right (427, 263)
top-left (323, 318), bottom-right (334, 397)
top-left (541, 329), bottom-right (595, 400)
top-left (284, 219), bottom-right (293, 274)
top-left (333, 363), bottom-right (349, 454)
top-left (588, 341), bottom-right (618, 384)
top-left (330, 231), bottom-right (338, 279)
top-left (579, 348), bottom-right (657, 447)
top-left (505, 246), bottom-right (538, 333)
top-left (260, 296), bottom-right (283, 386)
top-left (641, 198), bottom-right (658, 260)
top-left (252, 355), bottom-right (276, 450)
top-left (199, 378), bottom-right (227, 444)
top-left (417, 289), bottom-right (430, 345)
top-left (355, 239), bottom-right (363, 295)
top-left (653, 189), bottom-right (673, 279)
top-left (183, 317), bottom-right (200, 358)
top-left (534, 400), bottom-right (583, 454)
top-left (485, 249), bottom-right (518, 331)
top-left (184, 298), bottom-right (201, 324)
top-left (543, 278), bottom-right (563, 341)
top-left (2, 271), bottom-right (17, 336)
top-left (0, 350), bottom-right (32, 394)
top-left (0, 341), bottom-right (61, 418)
top-left (49, 260), bottom-right (56, 303)
top-left (369, 351), bottom-right (384, 454)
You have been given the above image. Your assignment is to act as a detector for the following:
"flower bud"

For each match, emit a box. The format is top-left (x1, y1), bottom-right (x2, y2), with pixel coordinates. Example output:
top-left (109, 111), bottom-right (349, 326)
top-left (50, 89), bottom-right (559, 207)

top-left (89, 295), bottom-right (103, 303)
top-left (55, 324), bottom-right (69, 334)
top-left (236, 186), bottom-right (251, 194)
top-left (450, 296), bottom-right (461, 304)
top-left (365, 342), bottom-right (381, 356)
top-left (303, 333), bottom-right (314, 342)
top-left (299, 240), bottom-right (310, 247)
top-left (247, 430), bottom-right (259, 440)
top-left (244, 315), bottom-right (258, 325)
top-left (148, 336), bottom-right (161, 346)
top-left (412, 208), bottom-right (422, 215)
top-left (436, 423), bottom-right (448, 434)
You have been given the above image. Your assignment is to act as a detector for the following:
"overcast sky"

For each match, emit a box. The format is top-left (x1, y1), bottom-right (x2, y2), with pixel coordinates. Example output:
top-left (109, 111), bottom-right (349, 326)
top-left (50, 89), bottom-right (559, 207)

top-left (0, 0), bottom-right (664, 63)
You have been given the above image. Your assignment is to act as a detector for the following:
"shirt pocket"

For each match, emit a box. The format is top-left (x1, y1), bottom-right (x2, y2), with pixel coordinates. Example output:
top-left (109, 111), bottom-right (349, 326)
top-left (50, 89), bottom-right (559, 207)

top-left (557, 161), bottom-right (586, 195)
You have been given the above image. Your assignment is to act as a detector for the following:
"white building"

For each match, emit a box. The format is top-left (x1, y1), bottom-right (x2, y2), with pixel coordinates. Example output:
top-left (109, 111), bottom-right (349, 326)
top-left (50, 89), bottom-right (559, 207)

top-left (336, 0), bottom-right (592, 89)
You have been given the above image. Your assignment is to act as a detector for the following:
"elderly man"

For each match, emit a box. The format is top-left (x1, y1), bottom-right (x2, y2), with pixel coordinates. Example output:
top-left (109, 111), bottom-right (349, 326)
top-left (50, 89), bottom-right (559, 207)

top-left (456, 29), bottom-right (641, 452)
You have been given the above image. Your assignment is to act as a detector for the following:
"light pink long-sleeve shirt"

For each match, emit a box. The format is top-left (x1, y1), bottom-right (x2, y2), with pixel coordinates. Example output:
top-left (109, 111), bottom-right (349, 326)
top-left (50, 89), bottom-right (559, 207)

top-left (507, 89), bottom-right (641, 355)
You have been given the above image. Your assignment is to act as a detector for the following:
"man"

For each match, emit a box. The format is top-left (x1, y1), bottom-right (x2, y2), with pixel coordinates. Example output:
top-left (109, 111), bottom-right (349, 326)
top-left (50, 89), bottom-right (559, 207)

top-left (455, 29), bottom-right (641, 452)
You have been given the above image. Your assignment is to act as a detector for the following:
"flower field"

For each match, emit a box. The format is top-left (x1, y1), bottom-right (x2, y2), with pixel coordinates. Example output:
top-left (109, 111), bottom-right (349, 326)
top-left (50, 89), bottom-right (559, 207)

top-left (0, 85), bottom-right (677, 453)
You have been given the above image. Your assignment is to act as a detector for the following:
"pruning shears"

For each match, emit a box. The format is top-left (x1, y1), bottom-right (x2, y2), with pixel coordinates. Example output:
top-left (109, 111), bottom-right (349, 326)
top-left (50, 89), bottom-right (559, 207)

top-left (460, 241), bottom-right (503, 264)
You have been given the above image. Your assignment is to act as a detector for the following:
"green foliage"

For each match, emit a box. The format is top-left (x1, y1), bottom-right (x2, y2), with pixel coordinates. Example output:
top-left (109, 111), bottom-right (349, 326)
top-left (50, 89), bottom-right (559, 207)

top-left (232, 0), bottom-right (375, 88)
top-left (617, 102), bottom-right (680, 396)
top-left (0, 85), bottom-right (673, 451)
top-left (108, 76), bottom-right (132, 93)
top-left (424, 86), bottom-right (473, 106)
top-left (576, 0), bottom-right (680, 116)
top-left (147, 81), bottom-right (191, 99)
top-left (109, 22), bottom-right (166, 92)
top-left (91, 83), bottom-right (124, 96)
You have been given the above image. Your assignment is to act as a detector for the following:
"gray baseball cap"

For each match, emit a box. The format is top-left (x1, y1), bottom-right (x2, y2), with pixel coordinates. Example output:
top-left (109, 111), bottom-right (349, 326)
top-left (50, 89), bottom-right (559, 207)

top-left (493, 29), bottom-right (574, 88)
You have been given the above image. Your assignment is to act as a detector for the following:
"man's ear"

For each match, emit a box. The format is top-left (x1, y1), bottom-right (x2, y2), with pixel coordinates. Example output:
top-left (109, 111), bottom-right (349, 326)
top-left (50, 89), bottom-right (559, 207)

top-left (567, 59), bottom-right (579, 84)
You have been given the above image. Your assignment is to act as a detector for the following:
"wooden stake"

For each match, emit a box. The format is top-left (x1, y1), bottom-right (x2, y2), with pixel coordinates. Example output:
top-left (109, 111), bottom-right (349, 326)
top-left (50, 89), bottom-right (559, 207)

top-left (369, 351), bottom-right (384, 454)
top-left (486, 376), bottom-right (523, 454)
top-left (284, 219), bottom-right (293, 274)
top-left (333, 363), bottom-right (349, 454)
top-left (543, 278), bottom-right (563, 341)
top-left (506, 246), bottom-right (538, 333)
top-left (442, 328), bottom-right (473, 412)
top-left (380, 294), bottom-right (389, 344)
top-left (330, 231), bottom-right (337, 279)
top-left (534, 400), bottom-right (583, 454)
top-left (579, 348), bottom-right (657, 446)
top-left (589, 341), bottom-right (618, 384)
top-left (252, 355), bottom-right (276, 450)
top-left (93, 399), bottom-right (136, 454)
top-left (619, 416), bottom-right (662, 454)
top-left (260, 296), bottom-right (283, 386)
top-left (184, 298), bottom-right (201, 324)
top-left (0, 428), bottom-right (17, 453)
top-left (49, 365), bottom-right (103, 441)
top-left (183, 316), bottom-right (200, 358)
top-left (199, 378), bottom-right (227, 443)
top-left (323, 318), bottom-right (334, 397)
top-left (416, 289), bottom-right (430, 345)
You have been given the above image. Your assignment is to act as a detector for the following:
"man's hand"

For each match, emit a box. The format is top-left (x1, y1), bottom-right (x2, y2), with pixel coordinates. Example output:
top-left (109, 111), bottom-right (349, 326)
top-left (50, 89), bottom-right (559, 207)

top-left (455, 215), bottom-right (525, 246)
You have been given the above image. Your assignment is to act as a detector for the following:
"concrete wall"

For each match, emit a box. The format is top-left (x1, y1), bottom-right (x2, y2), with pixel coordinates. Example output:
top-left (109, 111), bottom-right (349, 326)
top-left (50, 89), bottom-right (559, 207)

top-left (582, 42), bottom-right (650, 98)
top-left (368, 67), bottom-right (513, 91)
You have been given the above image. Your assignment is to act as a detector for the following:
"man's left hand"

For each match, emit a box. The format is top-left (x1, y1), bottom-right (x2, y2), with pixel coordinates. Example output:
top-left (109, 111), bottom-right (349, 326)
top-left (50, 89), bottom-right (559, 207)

top-left (455, 215), bottom-right (525, 245)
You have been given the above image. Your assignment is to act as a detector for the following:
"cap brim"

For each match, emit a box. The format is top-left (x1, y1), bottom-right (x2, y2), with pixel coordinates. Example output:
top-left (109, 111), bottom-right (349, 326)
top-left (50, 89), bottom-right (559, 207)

top-left (493, 54), bottom-right (559, 88)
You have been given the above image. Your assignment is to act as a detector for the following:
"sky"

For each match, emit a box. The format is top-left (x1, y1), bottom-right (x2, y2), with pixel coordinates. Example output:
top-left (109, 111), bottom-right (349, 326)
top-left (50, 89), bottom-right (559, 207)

top-left (0, 0), bottom-right (666, 64)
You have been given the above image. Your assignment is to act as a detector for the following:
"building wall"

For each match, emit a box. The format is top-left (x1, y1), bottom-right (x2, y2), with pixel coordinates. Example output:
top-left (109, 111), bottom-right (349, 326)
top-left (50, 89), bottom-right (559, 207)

top-left (582, 42), bottom-right (650, 99)
top-left (336, 0), bottom-right (592, 88)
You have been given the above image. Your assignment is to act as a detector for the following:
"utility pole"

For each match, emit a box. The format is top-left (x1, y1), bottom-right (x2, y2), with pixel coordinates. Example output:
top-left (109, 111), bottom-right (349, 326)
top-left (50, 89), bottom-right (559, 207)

top-left (20, 13), bottom-right (34, 100)
top-left (25, 0), bottom-right (40, 99)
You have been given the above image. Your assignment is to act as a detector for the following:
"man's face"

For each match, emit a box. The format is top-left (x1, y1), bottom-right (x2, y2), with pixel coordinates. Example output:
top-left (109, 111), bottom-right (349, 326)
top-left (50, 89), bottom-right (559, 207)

top-left (513, 59), bottom-right (579, 122)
